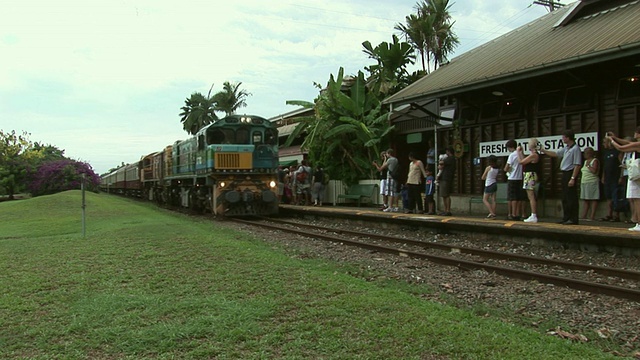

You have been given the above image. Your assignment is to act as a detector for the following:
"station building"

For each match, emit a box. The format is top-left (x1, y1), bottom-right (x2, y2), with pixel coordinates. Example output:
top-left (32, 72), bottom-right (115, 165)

top-left (383, 0), bottom-right (640, 216)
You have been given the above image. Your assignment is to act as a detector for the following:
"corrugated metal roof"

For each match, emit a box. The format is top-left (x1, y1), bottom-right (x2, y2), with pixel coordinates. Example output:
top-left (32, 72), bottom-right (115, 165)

top-left (384, 0), bottom-right (640, 104)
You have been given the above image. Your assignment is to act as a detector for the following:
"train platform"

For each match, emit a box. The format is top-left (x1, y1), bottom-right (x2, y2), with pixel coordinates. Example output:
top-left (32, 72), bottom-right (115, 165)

top-left (279, 204), bottom-right (640, 256)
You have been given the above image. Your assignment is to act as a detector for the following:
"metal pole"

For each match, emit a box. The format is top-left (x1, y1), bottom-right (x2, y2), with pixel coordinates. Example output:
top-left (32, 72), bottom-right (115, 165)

top-left (81, 173), bottom-right (86, 238)
top-left (434, 125), bottom-right (439, 213)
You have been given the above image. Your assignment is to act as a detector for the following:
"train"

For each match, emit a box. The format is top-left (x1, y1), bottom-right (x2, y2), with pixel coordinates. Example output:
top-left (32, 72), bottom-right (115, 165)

top-left (100, 114), bottom-right (280, 216)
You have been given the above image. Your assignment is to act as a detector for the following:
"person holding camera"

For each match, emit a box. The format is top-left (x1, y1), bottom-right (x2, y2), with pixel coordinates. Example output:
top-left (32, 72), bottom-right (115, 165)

top-left (608, 128), bottom-right (640, 231)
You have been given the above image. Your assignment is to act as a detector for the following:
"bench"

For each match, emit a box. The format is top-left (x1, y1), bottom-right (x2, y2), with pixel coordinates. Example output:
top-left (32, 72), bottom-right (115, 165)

top-left (468, 182), bottom-right (508, 214)
top-left (337, 184), bottom-right (379, 207)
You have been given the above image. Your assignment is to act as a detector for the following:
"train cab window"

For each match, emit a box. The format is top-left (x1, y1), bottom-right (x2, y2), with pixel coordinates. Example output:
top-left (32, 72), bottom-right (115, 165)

top-left (207, 129), bottom-right (227, 144)
top-left (236, 128), bottom-right (249, 144)
top-left (252, 131), bottom-right (263, 144)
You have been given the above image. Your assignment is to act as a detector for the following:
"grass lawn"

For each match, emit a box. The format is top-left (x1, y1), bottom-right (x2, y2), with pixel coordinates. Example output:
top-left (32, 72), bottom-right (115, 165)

top-left (0, 191), bottom-right (620, 359)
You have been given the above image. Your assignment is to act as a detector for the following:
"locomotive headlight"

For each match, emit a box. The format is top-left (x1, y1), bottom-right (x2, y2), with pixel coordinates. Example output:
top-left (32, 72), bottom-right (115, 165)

top-left (269, 180), bottom-right (276, 188)
top-left (219, 181), bottom-right (226, 188)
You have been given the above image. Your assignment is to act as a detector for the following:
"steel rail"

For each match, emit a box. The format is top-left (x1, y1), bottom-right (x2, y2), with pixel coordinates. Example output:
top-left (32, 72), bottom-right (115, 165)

top-left (233, 218), bottom-right (640, 302)
top-left (264, 218), bottom-right (640, 281)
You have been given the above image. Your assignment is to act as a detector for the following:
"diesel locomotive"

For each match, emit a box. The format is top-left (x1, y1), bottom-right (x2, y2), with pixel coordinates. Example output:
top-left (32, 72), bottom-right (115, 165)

top-left (100, 114), bottom-right (280, 216)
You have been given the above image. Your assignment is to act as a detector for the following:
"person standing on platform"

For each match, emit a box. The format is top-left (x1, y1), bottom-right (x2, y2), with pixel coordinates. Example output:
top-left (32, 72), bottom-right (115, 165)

top-left (599, 136), bottom-right (621, 222)
top-left (438, 147), bottom-right (455, 216)
top-left (405, 152), bottom-right (427, 214)
top-left (481, 155), bottom-right (499, 219)
top-left (608, 128), bottom-right (640, 231)
top-left (424, 167), bottom-right (436, 215)
top-left (540, 129), bottom-right (582, 225)
top-left (579, 147), bottom-right (600, 221)
top-left (373, 149), bottom-right (400, 212)
top-left (504, 139), bottom-right (524, 220)
top-left (377, 151), bottom-right (389, 211)
top-left (517, 138), bottom-right (541, 223)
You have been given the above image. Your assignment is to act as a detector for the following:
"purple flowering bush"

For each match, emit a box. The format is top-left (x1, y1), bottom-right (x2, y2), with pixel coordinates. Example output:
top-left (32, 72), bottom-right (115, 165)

top-left (28, 159), bottom-right (101, 197)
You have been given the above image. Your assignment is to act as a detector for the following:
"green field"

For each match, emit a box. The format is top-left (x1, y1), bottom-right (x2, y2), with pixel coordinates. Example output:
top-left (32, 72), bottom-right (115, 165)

top-left (0, 191), bottom-right (619, 359)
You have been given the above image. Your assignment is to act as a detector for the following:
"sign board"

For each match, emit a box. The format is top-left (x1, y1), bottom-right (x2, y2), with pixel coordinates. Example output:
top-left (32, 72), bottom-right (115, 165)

top-left (478, 132), bottom-right (598, 158)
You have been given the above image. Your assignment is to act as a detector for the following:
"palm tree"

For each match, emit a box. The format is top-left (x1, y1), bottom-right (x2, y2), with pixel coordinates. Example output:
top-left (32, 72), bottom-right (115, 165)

top-left (362, 35), bottom-right (416, 96)
top-left (179, 84), bottom-right (218, 135)
top-left (395, 0), bottom-right (459, 73)
top-left (212, 81), bottom-right (251, 116)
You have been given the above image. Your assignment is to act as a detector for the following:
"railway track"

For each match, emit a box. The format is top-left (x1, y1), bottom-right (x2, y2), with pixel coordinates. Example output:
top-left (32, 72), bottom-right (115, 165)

top-left (232, 217), bottom-right (640, 302)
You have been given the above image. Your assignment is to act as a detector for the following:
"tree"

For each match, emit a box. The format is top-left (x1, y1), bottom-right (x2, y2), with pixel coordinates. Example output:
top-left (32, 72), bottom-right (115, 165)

top-left (179, 84), bottom-right (218, 135)
top-left (286, 68), bottom-right (393, 185)
top-left (212, 81), bottom-right (251, 116)
top-left (0, 130), bottom-right (43, 199)
top-left (362, 35), bottom-right (416, 96)
top-left (395, 0), bottom-right (459, 73)
top-left (28, 159), bottom-right (100, 197)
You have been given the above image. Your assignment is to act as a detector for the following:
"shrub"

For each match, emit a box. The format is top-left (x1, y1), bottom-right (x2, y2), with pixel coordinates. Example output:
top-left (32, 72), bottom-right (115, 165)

top-left (28, 160), bottom-right (101, 197)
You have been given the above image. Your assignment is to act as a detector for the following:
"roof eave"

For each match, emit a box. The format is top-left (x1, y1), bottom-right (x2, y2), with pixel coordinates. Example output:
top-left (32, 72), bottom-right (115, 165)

top-left (384, 41), bottom-right (640, 105)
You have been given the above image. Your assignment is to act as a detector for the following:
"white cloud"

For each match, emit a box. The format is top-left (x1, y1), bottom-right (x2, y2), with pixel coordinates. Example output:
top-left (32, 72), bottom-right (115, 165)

top-left (1, 0), bottom-right (548, 174)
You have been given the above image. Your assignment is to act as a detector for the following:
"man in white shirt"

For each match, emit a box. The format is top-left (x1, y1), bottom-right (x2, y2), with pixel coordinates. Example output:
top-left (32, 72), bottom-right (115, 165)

top-left (504, 139), bottom-right (525, 220)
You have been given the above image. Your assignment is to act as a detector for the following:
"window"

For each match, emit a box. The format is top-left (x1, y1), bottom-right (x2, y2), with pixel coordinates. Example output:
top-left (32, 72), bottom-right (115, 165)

top-left (480, 101), bottom-right (500, 120)
top-left (565, 86), bottom-right (592, 108)
top-left (618, 76), bottom-right (640, 101)
top-left (252, 131), bottom-right (263, 144)
top-left (537, 90), bottom-right (562, 112)
top-left (236, 128), bottom-right (249, 144)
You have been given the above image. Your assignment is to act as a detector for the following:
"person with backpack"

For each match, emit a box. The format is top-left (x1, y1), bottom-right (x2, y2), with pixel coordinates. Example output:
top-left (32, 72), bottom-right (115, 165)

top-left (294, 160), bottom-right (312, 205)
top-left (311, 165), bottom-right (326, 206)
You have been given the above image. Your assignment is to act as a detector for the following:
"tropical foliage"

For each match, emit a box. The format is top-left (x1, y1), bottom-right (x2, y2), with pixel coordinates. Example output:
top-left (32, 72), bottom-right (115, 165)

top-left (285, 68), bottom-right (393, 185)
top-left (362, 35), bottom-right (416, 96)
top-left (179, 84), bottom-right (218, 135)
top-left (28, 159), bottom-right (101, 197)
top-left (179, 82), bottom-right (251, 134)
top-left (395, 0), bottom-right (459, 73)
top-left (0, 130), bottom-right (43, 199)
top-left (213, 81), bottom-right (251, 116)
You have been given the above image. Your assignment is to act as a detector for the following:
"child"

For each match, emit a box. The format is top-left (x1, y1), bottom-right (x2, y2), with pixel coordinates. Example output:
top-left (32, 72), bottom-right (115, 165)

top-left (435, 152), bottom-right (448, 186)
top-left (424, 168), bottom-right (435, 215)
top-left (482, 155), bottom-right (499, 219)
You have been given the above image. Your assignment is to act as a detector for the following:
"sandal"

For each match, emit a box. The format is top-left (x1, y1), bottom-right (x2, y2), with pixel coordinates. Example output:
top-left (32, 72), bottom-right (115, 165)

top-left (611, 217), bottom-right (620, 222)
top-left (598, 216), bottom-right (612, 221)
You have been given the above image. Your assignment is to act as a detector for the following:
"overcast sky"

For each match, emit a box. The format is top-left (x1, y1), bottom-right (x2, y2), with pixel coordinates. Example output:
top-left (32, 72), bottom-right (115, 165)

top-left (0, 0), bottom-right (551, 174)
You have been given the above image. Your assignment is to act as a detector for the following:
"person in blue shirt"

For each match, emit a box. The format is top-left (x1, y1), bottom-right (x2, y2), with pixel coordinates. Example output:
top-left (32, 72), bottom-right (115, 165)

top-left (423, 167), bottom-right (436, 215)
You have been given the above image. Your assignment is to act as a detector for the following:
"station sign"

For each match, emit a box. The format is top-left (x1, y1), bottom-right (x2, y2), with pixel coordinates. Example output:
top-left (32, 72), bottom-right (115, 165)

top-left (478, 132), bottom-right (599, 158)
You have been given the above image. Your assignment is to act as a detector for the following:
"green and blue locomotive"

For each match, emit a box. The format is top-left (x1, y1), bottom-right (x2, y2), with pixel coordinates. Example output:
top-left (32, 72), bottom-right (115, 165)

top-left (105, 114), bottom-right (279, 216)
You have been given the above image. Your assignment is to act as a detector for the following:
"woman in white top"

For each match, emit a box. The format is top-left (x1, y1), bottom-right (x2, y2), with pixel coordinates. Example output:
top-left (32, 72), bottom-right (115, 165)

top-left (482, 155), bottom-right (499, 218)
top-left (517, 138), bottom-right (541, 223)
top-left (579, 147), bottom-right (600, 221)
top-left (609, 129), bottom-right (640, 231)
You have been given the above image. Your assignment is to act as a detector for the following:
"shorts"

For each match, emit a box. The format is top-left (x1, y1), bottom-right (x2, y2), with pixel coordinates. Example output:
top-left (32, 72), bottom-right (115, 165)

top-left (439, 180), bottom-right (452, 197)
top-left (523, 172), bottom-right (538, 191)
top-left (296, 183), bottom-right (310, 195)
top-left (484, 182), bottom-right (497, 194)
top-left (380, 179), bottom-right (389, 195)
top-left (507, 180), bottom-right (525, 201)
top-left (386, 178), bottom-right (398, 197)
top-left (580, 181), bottom-right (600, 200)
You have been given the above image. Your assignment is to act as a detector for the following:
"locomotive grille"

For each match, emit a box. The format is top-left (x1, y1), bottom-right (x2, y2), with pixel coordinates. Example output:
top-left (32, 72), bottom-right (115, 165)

top-left (215, 153), bottom-right (253, 169)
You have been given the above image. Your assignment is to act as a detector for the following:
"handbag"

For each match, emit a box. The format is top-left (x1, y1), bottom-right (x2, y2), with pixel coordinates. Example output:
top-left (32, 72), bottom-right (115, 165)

top-left (626, 152), bottom-right (640, 181)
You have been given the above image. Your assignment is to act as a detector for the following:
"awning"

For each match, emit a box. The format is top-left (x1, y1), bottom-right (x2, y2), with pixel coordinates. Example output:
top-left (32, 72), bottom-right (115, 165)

top-left (279, 159), bottom-right (299, 168)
